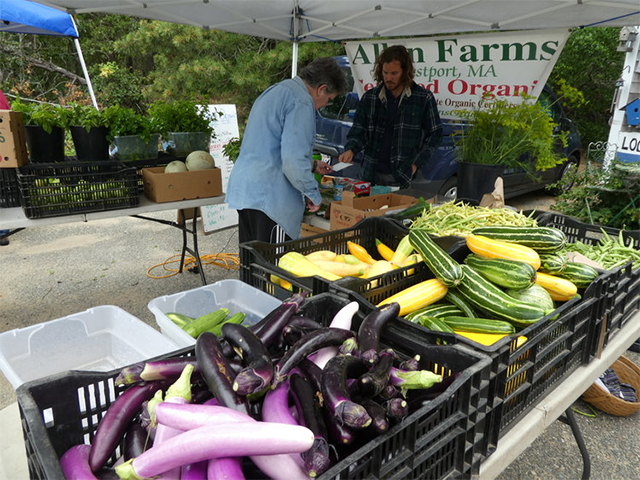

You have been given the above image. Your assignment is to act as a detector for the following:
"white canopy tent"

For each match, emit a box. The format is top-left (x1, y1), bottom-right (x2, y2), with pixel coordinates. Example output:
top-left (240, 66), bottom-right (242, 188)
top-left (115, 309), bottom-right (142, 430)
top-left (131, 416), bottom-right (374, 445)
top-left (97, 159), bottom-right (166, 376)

top-left (34, 1), bottom-right (640, 74)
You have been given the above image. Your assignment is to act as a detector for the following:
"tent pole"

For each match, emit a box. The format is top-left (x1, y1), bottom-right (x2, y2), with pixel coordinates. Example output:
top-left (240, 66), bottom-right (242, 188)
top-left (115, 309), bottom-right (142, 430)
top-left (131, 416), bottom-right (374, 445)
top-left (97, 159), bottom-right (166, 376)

top-left (291, 40), bottom-right (299, 77)
top-left (74, 38), bottom-right (98, 110)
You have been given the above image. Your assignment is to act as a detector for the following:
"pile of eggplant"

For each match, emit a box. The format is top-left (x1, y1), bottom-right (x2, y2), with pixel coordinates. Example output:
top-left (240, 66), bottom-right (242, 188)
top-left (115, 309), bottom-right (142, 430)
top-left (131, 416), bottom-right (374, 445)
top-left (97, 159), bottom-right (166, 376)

top-left (60, 294), bottom-right (452, 480)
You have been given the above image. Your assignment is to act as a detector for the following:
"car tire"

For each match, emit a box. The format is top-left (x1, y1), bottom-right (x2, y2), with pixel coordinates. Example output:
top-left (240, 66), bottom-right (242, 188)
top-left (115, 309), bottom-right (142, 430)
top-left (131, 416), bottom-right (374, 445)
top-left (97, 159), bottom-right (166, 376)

top-left (547, 155), bottom-right (579, 196)
top-left (437, 177), bottom-right (458, 202)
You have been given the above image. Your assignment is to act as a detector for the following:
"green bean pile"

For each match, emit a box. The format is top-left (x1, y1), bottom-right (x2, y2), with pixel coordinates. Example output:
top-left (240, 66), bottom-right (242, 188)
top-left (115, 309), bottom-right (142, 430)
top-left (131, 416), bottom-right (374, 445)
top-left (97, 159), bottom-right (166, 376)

top-left (560, 230), bottom-right (640, 270)
top-left (409, 201), bottom-right (538, 237)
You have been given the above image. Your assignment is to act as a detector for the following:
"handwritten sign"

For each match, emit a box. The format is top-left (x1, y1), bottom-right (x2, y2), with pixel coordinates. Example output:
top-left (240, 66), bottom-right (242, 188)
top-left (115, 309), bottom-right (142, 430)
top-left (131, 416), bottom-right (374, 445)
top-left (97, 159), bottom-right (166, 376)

top-left (200, 104), bottom-right (240, 233)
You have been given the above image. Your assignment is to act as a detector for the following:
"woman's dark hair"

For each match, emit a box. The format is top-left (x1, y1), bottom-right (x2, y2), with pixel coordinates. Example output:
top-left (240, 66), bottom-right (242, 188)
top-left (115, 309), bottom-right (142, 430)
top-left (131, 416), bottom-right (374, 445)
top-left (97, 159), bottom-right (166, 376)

top-left (373, 45), bottom-right (415, 85)
top-left (299, 57), bottom-right (349, 95)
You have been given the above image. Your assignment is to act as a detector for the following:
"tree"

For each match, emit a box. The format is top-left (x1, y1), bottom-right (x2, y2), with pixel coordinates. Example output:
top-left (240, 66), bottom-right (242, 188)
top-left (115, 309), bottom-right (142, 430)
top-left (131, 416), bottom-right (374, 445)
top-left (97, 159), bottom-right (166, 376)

top-left (549, 27), bottom-right (625, 146)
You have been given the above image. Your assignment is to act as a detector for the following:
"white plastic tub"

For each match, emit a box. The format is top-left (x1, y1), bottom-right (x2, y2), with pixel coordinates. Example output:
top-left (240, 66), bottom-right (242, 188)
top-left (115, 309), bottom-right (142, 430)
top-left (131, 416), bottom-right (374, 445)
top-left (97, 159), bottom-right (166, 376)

top-left (0, 305), bottom-right (178, 389)
top-left (148, 279), bottom-right (282, 347)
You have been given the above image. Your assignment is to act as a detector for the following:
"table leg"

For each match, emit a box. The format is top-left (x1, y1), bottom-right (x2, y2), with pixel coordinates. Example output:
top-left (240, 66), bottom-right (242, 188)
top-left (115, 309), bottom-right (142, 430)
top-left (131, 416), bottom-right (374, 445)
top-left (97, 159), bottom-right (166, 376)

top-left (558, 408), bottom-right (591, 480)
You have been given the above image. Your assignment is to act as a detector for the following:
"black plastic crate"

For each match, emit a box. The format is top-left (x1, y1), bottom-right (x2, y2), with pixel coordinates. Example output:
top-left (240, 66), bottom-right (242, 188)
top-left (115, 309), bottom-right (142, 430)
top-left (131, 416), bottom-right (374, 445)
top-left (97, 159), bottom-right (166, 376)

top-left (17, 161), bottom-right (139, 219)
top-left (536, 212), bottom-right (640, 355)
top-left (332, 241), bottom-right (595, 449)
top-left (240, 216), bottom-right (462, 300)
top-left (0, 167), bottom-right (20, 208)
top-left (17, 294), bottom-right (492, 480)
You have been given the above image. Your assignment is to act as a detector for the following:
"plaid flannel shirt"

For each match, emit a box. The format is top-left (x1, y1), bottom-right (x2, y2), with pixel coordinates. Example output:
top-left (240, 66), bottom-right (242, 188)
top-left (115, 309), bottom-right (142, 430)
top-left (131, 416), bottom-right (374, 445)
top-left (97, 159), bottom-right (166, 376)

top-left (344, 82), bottom-right (443, 186)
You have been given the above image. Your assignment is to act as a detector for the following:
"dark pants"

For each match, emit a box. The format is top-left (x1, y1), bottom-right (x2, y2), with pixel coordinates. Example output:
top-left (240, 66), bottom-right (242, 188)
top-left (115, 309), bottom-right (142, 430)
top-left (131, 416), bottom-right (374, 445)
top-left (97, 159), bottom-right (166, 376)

top-left (237, 209), bottom-right (291, 244)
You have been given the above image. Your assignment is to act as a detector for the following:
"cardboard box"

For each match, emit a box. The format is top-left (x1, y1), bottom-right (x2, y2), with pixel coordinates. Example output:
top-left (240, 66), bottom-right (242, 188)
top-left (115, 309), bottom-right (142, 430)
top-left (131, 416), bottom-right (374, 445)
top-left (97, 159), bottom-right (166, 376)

top-left (322, 175), bottom-right (371, 196)
top-left (0, 111), bottom-right (28, 168)
top-left (329, 191), bottom-right (419, 230)
top-left (301, 222), bottom-right (329, 237)
top-left (142, 166), bottom-right (223, 203)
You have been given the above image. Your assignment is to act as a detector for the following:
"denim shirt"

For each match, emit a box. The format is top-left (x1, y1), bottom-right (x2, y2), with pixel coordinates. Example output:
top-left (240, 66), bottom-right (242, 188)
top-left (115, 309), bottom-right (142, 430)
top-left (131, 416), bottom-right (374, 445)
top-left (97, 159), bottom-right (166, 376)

top-left (226, 76), bottom-right (321, 239)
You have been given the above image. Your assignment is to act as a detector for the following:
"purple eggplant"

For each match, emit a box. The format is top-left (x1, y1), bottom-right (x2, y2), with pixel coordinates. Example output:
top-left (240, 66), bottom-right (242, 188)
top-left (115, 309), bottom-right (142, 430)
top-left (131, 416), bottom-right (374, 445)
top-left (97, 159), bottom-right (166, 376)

top-left (115, 357), bottom-right (198, 386)
top-left (357, 398), bottom-right (389, 435)
top-left (195, 331), bottom-right (250, 415)
top-left (222, 322), bottom-right (274, 396)
top-left (385, 397), bottom-right (409, 420)
top-left (287, 315), bottom-right (323, 330)
top-left (88, 380), bottom-right (167, 472)
top-left (180, 461), bottom-right (208, 480)
top-left (321, 354), bottom-right (372, 430)
top-left (379, 384), bottom-right (403, 400)
top-left (358, 348), bottom-right (396, 397)
top-left (399, 355), bottom-right (421, 372)
top-left (357, 303), bottom-right (401, 365)
top-left (295, 358), bottom-right (324, 395)
top-left (207, 457), bottom-right (245, 480)
top-left (274, 328), bottom-right (355, 384)
top-left (338, 337), bottom-right (359, 356)
top-left (61, 444), bottom-right (98, 479)
top-left (290, 374), bottom-right (331, 478)
top-left (323, 406), bottom-right (356, 445)
top-left (261, 379), bottom-right (298, 426)
top-left (282, 323), bottom-right (308, 347)
top-left (124, 420), bottom-right (151, 461)
top-left (250, 292), bottom-right (306, 348)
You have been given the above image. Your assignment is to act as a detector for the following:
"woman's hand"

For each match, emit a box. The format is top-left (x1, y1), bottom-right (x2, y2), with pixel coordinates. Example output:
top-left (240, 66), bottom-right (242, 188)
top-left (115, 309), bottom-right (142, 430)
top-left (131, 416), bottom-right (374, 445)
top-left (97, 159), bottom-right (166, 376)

top-left (305, 197), bottom-right (321, 213)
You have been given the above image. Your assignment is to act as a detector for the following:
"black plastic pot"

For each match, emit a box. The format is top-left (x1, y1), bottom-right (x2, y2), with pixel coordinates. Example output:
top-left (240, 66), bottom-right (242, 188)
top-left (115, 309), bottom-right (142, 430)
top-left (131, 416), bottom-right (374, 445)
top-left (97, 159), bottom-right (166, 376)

top-left (24, 125), bottom-right (65, 163)
top-left (456, 161), bottom-right (504, 203)
top-left (70, 126), bottom-right (110, 161)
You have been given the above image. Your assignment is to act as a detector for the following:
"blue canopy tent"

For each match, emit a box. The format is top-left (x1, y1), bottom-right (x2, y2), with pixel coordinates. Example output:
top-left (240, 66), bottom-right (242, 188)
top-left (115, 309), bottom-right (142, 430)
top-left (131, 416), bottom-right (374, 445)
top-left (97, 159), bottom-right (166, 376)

top-left (0, 0), bottom-right (98, 108)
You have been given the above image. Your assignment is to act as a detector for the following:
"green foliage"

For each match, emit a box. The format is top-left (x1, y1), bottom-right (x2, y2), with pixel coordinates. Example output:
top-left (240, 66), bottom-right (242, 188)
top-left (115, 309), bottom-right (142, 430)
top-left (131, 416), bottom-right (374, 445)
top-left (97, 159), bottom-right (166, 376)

top-left (455, 94), bottom-right (567, 175)
top-left (550, 161), bottom-right (640, 229)
top-left (222, 137), bottom-right (242, 163)
top-left (148, 100), bottom-right (217, 136)
top-left (102, 105), bottom-right (159, 140)
top-left (69, 103), bottom-right (108, 130)
top-left (10, 99), bottom-right (71, 133)
top-left (549, 27), bottom-right (625, 145)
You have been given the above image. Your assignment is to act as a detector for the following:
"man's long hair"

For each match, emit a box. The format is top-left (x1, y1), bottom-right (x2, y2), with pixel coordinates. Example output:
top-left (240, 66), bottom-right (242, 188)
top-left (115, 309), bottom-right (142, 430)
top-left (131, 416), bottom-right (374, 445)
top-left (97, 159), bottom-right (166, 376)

top-left (373, 45), bottom-right (415, 86)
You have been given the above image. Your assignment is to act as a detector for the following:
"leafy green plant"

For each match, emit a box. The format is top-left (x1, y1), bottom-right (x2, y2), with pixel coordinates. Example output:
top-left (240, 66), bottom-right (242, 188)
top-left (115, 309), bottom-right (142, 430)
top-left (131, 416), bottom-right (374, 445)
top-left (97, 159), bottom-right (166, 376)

top-left (11, 99), bottom-right (71, 134)
top-left (222, 137), bottom-right (242, 163)
top-left (69, 104), bottom-right (109, 131)
top-left (550, 160), bottom-right (640, 230)
top-left (454, 93), bottom-right (567, 176)
top-left (102, 105), bottom-right (159, 141)
top-left (148, 100), bottom-right (216, 137)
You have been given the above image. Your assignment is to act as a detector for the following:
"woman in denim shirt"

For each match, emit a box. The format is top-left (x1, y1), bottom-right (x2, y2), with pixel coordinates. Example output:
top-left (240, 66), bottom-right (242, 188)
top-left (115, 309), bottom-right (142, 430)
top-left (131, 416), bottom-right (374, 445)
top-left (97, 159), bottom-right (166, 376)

top-left (227, 57), bottom-right (347, 243)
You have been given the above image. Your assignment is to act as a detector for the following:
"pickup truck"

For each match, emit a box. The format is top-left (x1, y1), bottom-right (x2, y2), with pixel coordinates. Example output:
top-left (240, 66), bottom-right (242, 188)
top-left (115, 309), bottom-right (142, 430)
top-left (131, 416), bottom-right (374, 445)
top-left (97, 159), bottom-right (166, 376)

top-left (314, 56), bottom-right (582, 201)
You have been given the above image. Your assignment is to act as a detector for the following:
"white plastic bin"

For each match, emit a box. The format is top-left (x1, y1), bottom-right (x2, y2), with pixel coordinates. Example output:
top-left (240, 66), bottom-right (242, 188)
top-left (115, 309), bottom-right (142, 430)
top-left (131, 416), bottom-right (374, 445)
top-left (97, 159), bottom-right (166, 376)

top-left (0, 305), bottom-right (178, 389)
top-left (148, 279), bottom-right (282, 347)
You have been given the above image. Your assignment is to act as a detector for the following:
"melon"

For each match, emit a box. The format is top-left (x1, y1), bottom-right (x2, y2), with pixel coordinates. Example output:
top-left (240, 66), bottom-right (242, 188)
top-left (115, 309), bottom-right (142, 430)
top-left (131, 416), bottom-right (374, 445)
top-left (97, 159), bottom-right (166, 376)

top-left (164, 160), bottom-right (188, 173)
top-left (186, 150), bottom-right (215, 171)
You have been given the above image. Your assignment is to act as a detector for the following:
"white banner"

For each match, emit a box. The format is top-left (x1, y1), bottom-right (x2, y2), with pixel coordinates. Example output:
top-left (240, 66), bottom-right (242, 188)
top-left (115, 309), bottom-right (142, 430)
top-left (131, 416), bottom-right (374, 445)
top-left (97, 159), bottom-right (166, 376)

top-left (345, 29), bottom-right (570, 118)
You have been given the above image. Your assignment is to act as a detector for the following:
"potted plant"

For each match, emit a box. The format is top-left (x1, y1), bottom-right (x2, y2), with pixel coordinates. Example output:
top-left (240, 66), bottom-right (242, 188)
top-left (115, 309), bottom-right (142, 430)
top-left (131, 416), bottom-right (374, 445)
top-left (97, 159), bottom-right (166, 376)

top-left (69, 104), bottom-right (112, 162)
top-left (149, 100), bottom-right (217, 157)
top-left (11, 99), bottom-right (71, 163)
top-left (453, 93), bottom-right (567, 202)
top-left (103, 105), bottom-right (161, 161)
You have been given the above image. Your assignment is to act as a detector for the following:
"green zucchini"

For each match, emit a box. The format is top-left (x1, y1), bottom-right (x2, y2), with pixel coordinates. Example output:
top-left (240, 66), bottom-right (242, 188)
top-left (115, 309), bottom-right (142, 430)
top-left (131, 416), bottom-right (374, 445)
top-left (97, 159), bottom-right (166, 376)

top-left (209, 312), bottom-right (246, 336)
top-left (454, 265), bottom-right (546, 327)
top-left (471, 225), bottom-right (566, 253)
top-left (166, 312), bottom-right (195, 328)
top-left (441, 315), bottom-right (516, 334)
top-left (557, 262), bottom-right (600, 288)
top-left (418, 316), bottom-right (456, 334)
top-left (183, 307), bottom-right (230, 338)
top-left (391, 197), bottom-right (430, 220)
top-left (444, 290), bottom-right (478, 318)
top-left (464, 254), bottom-right (536, 290)
top-left (409, 229), bottom-right (463, 287)
top-left (404, 303), bottom-right (463, 322)
top-left (538, 253), bottom-right (567, 275)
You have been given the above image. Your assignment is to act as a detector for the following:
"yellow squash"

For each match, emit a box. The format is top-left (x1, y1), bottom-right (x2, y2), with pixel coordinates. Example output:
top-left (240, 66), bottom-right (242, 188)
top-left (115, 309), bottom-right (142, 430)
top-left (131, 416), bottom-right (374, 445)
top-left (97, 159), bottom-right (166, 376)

top-left (378, 278), bottom-right (448, 316)
top-left (466, 234), bottom-right (541, 270)
top-left (347, 241), bottom-right (376, 265)
top-left (535, 271), bottom-right (578, 301)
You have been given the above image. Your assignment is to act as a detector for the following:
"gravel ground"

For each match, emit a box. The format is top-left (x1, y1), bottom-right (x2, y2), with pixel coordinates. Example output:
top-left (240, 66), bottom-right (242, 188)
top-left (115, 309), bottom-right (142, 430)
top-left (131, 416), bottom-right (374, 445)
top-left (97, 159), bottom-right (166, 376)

top-left (1, 190), bottom-right (639, 480)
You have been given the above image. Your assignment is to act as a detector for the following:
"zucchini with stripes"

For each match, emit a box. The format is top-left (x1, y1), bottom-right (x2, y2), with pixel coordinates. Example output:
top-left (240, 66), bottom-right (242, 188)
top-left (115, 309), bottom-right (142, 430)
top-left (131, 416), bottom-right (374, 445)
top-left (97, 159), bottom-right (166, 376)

top-left (444, 290), bottom-right (478, 318)
top-left (454, 265), bottom-right (546, 327)
top-left (538, 253), bottom-right (567, 275)
top-left (405, 303), bottom-right (464, 322)
top-left (471, 225), bottom-right (566, 253)
top-left (441, 315), bottom-right (516, 334)
top-left (418, 316), bottom-right (455, 334)
top-left (464, 254), bottom-right (536, 290)
top-left (557, 262), bottom-right (600, 288)
top-left (409, 230), bottom-right (463, 287)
